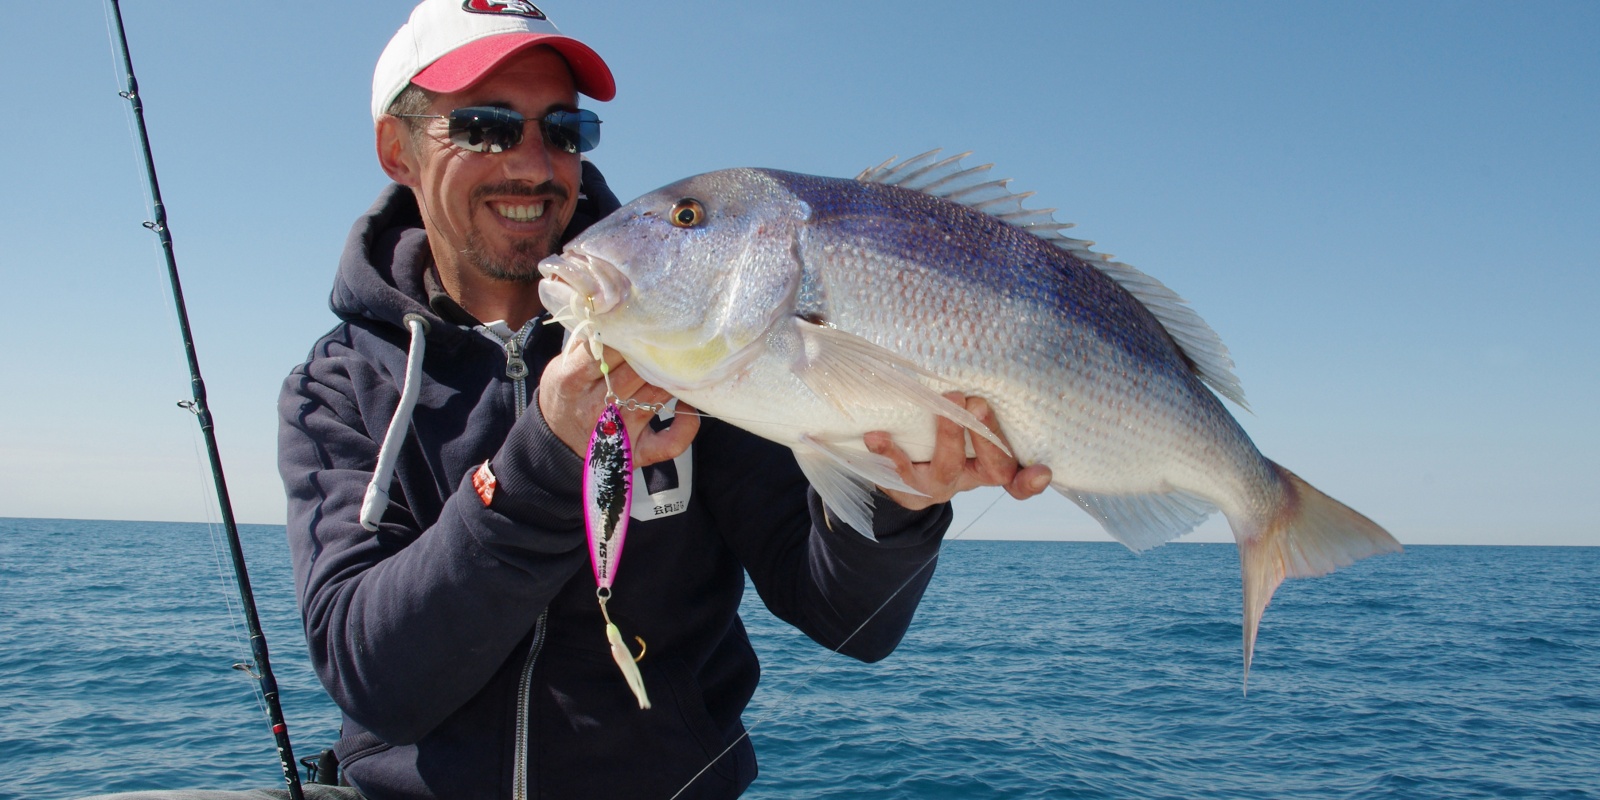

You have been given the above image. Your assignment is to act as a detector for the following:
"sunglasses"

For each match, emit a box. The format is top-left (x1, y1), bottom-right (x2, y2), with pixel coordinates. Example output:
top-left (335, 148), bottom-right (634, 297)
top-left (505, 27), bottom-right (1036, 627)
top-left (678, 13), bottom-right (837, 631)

top-left (394, 106), bottom-right (602, 155)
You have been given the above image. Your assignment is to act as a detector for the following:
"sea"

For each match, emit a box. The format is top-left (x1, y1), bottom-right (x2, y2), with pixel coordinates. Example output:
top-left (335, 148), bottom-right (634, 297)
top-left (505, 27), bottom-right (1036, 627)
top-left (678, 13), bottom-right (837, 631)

top-left (1, 517), bottom-right (1595, 800)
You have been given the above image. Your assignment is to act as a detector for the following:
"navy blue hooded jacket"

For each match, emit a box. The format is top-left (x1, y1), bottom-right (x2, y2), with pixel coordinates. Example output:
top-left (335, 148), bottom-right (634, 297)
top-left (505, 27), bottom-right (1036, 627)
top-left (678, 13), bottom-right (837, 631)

top-left (277, 164), bottom-right (951, 800)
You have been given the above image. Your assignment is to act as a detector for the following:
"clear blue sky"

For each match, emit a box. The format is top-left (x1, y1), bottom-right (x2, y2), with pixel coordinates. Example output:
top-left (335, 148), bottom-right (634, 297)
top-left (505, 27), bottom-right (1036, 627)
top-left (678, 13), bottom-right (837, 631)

top-left (2, 1), bottom-right (1595, 546)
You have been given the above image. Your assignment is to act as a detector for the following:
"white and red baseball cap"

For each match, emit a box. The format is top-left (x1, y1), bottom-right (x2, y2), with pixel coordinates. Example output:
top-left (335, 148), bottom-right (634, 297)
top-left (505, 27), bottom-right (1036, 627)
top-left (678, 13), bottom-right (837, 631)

top-left (372, 0), bottom-right (616, 121)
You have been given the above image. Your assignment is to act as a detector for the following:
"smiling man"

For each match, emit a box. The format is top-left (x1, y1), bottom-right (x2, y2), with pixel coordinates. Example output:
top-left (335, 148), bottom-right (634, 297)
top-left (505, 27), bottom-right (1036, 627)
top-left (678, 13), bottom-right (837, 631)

top-left (87, 2), bottom-right (1047, 799)
top-left (379, 49), bottom-right (583, 320)
top-left (274, 2), bottom-right (1053, 798)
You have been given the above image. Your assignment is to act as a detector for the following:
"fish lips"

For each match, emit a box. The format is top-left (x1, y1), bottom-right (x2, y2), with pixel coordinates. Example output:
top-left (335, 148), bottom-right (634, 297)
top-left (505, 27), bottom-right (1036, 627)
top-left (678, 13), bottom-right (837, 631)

top-left (538, 252), bottom-right (631, 317)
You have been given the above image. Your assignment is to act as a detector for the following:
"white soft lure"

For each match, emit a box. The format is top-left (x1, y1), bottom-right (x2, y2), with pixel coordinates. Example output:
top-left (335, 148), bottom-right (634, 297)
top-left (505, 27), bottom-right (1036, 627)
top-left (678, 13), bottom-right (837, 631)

top-left (603, 610), bottom-right (650, 711)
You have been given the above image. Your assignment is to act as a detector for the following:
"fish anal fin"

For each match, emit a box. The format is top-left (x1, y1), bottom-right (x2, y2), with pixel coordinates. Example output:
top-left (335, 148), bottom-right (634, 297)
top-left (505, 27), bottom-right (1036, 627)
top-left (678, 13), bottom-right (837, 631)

top-left (1235, 462), bottom-right (1402, 692)
top-left (1062, 488), bottom-right (1216, 552)
top-left (791, 321), bottom-right (1009, 455)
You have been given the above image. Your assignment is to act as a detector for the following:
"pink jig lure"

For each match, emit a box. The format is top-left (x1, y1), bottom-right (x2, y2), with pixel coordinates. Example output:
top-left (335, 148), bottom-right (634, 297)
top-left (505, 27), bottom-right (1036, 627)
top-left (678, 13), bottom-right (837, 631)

top-left (583, 401), bottom-right (651, 709)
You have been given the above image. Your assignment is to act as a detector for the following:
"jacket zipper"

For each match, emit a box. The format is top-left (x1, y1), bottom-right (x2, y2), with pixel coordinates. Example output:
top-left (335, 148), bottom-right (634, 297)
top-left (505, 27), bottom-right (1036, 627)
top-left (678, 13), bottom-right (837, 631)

top-left (473, 317), bottom-right (548, 798)
top-left (503, 323), bottom-right (533, 417)
top-left (474, 317), bottom-right (540, 418)
top-left (513, 607), bottom-right (549, 800)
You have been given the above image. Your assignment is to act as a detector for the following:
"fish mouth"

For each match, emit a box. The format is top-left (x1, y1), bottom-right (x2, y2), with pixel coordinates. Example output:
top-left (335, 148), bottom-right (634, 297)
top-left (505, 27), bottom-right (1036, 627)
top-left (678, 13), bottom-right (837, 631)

top-left (538, 251), bottom-right (631, 320)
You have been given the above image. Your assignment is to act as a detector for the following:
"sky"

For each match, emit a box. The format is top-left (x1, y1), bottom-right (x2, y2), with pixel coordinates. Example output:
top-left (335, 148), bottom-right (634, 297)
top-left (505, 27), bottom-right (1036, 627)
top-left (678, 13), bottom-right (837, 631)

top-left (1, 1), bottom-right (1595, 547)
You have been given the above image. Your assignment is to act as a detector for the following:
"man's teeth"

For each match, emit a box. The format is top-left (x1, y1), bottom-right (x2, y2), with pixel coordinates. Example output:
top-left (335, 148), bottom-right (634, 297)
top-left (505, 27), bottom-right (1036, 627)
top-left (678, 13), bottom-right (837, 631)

top-left (495, 202), bottom-right (544, 222)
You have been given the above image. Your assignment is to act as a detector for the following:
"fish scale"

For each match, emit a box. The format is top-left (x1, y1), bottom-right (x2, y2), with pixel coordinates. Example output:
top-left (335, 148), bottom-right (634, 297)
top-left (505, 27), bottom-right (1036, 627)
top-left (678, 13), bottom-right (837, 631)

top-left (808, 178), bottom-right (1174, 368)
top-left (814, 223), bottom-right (1222, 496)
top-left (538, 152), bottom-right (1401, 684)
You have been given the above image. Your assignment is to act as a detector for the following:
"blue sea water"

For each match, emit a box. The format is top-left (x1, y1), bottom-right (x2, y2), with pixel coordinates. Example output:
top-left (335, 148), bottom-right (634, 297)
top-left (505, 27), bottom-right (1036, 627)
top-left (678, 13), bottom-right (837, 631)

top-left (1, 518), bottom-right (1596, 799)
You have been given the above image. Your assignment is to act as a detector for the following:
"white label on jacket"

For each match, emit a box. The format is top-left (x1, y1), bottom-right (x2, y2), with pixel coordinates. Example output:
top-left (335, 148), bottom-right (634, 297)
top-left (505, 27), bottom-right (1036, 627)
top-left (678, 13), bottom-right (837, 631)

top-left (630, 401), bottom-right (692, 521)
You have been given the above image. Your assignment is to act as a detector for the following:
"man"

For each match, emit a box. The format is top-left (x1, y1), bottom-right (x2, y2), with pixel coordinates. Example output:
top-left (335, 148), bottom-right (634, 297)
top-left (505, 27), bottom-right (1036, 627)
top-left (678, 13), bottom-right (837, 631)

top-left (104, 2), bottom-right (1047, 799)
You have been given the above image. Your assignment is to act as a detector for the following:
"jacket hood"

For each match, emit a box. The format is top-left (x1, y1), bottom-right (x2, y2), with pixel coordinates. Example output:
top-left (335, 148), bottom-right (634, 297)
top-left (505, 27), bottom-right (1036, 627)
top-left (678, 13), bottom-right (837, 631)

top-left (329, 161), bottom-right (622, 334)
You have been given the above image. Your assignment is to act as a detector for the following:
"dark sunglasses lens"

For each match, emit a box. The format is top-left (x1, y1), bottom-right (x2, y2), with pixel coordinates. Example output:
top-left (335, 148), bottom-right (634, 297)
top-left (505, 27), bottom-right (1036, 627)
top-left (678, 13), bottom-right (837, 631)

top-left (543, 109), bottom-right (602, 154)
top-left (447, 107), bottom-right (524, 153)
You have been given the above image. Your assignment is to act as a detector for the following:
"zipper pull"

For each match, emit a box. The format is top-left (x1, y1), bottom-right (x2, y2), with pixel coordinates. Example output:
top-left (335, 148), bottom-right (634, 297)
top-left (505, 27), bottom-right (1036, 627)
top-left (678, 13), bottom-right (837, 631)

top-left (504, 336), bottom-right (529, 381)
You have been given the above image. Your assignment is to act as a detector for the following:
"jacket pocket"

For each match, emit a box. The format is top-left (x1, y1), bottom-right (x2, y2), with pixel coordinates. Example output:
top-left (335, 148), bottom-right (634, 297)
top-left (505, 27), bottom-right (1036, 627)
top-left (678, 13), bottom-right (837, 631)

top-left (535, 655), bottom-right (748, 798)
top-left (653, 657), bottom-right (746, 786)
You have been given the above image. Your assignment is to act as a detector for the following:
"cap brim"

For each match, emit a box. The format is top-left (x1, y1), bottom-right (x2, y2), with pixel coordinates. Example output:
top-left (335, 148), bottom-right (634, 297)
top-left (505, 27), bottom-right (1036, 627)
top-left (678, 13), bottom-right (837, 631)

top-left (411, 32), bottom-right (615, 102)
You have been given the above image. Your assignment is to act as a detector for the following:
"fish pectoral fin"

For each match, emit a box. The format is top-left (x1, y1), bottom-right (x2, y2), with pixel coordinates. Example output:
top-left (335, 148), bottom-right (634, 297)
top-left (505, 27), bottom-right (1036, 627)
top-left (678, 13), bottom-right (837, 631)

top-left (792, 322), bottom-right (1010, 455)
top-left (793, 435), bottom-right (925, 540)
top-left (1062, 488), bottom-right (1216, 553)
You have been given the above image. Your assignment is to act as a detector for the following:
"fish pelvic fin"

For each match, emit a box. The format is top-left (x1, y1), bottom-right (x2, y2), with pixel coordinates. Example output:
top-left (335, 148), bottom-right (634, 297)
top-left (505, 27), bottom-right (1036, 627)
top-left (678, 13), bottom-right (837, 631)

top-left (792, 436), bottom-right (897, 540)
top-left (1235, 461), bottom-right (1402, 693)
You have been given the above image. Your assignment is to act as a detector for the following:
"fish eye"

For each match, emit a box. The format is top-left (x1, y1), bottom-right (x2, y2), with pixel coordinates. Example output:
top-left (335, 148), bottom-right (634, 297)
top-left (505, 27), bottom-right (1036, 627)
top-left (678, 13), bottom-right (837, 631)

top-left (670, 199), bottom-right (705, 228)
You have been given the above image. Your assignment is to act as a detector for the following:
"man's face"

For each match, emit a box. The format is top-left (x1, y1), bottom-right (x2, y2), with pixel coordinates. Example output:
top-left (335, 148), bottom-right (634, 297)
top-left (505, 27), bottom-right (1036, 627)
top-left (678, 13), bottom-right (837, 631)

top-left (388, 47), bottom-right (584, 284)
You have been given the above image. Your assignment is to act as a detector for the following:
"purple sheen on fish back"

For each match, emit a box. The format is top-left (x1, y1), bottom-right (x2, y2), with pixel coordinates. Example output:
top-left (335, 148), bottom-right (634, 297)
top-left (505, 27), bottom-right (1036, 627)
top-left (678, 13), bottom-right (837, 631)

top-left (583, 403), bottom-right (633, 590)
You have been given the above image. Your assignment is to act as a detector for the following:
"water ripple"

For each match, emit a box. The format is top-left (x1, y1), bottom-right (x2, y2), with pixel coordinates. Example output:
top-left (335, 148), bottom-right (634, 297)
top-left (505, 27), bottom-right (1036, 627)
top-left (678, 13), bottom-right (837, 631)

top-left (3, 522), bottom-right (1597, 799)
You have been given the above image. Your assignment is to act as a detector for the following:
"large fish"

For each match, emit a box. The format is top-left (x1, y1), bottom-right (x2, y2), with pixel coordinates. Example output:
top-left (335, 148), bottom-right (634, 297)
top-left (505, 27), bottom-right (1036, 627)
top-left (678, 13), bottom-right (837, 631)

top-left (538, 151), bottom-right (1401, 680)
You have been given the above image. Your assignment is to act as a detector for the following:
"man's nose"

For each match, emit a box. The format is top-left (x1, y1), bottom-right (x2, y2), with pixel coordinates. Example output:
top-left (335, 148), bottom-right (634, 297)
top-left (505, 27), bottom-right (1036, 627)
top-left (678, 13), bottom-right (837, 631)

top-left (499, 129), bottom-right (559, 182)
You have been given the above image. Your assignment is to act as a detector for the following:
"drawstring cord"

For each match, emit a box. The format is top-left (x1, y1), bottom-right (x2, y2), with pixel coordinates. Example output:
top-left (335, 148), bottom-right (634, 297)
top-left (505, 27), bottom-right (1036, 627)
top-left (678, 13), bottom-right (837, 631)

top-left (361, 314), bottom-right (431, 531)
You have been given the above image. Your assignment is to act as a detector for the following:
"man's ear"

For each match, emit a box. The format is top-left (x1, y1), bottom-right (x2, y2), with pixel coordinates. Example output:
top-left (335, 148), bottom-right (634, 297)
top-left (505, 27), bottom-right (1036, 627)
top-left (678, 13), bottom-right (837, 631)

top-left (376, 116), bottom-right (419, 187)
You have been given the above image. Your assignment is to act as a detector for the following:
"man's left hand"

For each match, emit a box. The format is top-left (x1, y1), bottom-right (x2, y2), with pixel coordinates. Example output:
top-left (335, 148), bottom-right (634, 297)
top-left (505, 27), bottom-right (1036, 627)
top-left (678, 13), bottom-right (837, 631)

top-left (864, 393), bottom-right (1053, 511)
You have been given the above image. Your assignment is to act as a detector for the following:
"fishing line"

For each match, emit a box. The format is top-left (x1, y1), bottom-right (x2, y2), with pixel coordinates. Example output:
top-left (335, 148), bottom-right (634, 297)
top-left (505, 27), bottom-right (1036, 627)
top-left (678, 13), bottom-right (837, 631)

top-left (186, 428), bottom-right (251, 647)
top-left (101, 0), bottom-right (148, 220)
top-left (667, 489), bottom-right (1006, 800)
top-left (561, 297), bottom-right (1020, 798)
top-left (184, 438), bottom-right (276, 728)
top-left (101, 2), bottom-right (305, 795)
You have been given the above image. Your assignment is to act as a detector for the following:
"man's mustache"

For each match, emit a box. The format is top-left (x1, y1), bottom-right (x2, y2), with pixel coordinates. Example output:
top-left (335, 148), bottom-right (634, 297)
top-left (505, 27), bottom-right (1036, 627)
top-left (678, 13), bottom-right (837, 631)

top-left (472, 180), bottom-right (569, 205)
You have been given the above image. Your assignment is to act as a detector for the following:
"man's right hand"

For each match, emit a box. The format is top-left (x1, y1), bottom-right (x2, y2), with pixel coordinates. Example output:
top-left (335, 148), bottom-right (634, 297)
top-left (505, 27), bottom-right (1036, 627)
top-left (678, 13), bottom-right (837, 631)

top-left (537, 336), bottom-right (699, 468)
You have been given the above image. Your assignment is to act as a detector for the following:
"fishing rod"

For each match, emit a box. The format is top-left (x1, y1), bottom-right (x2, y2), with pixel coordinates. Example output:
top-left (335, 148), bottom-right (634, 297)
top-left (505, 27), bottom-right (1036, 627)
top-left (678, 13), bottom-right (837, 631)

top-left (105, 2), bottom-right (305, 797)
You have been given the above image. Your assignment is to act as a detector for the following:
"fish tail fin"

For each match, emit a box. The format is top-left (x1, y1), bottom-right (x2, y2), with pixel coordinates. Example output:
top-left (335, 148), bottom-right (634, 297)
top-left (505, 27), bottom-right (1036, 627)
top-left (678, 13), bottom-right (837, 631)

top-left (1235, 461), bottom-right (1402, 693)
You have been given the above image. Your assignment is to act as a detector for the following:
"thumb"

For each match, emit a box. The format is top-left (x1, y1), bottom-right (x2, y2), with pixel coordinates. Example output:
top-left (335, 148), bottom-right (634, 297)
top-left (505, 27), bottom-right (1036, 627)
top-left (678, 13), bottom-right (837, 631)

top-left (632, 403), bottom-right (701, 468)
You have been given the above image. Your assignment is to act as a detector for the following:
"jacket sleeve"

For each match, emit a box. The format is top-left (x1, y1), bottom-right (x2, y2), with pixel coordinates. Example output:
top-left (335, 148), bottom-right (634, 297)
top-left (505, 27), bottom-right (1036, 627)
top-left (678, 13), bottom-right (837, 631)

top-left (278, 341), bottom-right (587, 746)
top-left (696, 421), bottom-right (951, 663)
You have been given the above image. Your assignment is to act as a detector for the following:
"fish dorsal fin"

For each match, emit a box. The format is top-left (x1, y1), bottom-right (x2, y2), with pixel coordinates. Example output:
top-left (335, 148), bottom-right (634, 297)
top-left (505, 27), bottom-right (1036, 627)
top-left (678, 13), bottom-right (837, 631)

top-left (857, 150), bottom-right (1249, 410)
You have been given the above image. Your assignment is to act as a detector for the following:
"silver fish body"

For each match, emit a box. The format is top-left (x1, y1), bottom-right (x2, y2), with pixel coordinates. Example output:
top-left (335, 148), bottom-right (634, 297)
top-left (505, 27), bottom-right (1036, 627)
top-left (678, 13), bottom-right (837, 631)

top-left (539, 152), bottom-right (1400, 680)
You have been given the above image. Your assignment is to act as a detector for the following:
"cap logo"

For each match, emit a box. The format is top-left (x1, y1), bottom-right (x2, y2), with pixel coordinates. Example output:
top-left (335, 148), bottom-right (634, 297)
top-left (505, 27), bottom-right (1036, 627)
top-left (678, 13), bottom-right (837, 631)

top-left (461, 0), bottom-right (547, 19)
